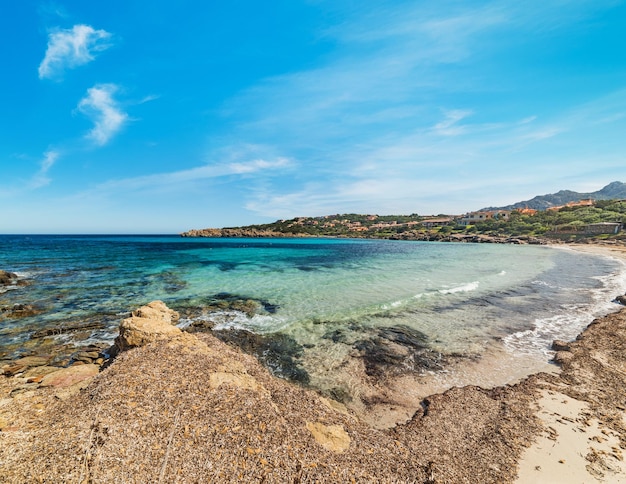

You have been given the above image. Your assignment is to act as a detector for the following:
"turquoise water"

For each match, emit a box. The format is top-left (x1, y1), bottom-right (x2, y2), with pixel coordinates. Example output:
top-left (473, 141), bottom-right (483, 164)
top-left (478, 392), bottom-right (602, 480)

top-left (1, 235), bottom-right (624, 380)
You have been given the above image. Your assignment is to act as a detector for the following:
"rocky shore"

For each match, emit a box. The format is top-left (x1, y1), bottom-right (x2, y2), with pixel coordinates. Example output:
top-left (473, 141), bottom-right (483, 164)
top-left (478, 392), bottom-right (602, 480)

top-left (179, 226), bottom-right (547, 244)
top-left (181, 228), bottom-right (312, 238)
top-left (2, 297), bottom-right (626, 482)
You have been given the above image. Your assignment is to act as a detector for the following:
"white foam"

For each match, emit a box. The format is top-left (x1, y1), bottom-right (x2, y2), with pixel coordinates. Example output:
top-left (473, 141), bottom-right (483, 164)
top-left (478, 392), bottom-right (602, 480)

top-left (504, 254), bottom-right (626, 357)
top-left (381, 299), bottom-right (405, 310)
top-left (438, 281), bottom-right (480, 294)
top-left (192, 310), bottom-right (288, 333)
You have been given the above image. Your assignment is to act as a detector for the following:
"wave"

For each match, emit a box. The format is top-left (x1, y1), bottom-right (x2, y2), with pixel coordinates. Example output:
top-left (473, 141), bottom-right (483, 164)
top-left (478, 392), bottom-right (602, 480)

top-left (504, 253), bottom-right (626, 356)
top-left (178, 310), bottom-right (288, 333)
top-left (438, 281), bottom-right (480, 295)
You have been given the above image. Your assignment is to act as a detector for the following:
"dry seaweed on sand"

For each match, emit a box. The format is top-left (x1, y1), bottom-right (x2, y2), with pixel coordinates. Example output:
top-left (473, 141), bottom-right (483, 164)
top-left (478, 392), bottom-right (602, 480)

top-left (2, 301), bottom-right (626, 482)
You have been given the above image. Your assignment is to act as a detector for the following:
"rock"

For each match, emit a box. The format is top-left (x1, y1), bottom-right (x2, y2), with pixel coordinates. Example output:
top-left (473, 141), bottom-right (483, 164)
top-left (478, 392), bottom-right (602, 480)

top-left (551, 340), bottom-right (572, 352)
top-left (10, 383), bottom-right (39, 396)
top-left (53, 378), bottom-right (94, 401)
top-left (30, 321), bottom-right (105, 339)
top-left (353, 325), bottom-right (444, 378)
top-left (0, 303), bottom-right (40, 318)
top-left (212, 329), bottom-right (310, 383)
top-left (22, 366), bottom-right (61, 379)
top-left (2, 357), bottom-right (56, 378)
top-left (72, 350), bottom-right (102, 364)
top-left (306, 421), bottom-right (351, 453)
top-left (553, 351), bottom-right (574, 365)
top-left (132, 300), bottom-right (180, 323)
top-left (2, 364), bottom-right (27, 377)
top-left (13, 355), bottom-right (51, 368)
top-left (0, 416), bottom-right (8, 430)
top-left (115, 301), bottom-right (182, 351)
top-left (39, 364), bottom-right (99, 389)
top-left (614, 295), bottom-right (626, 306)
top-left (0, 270), bottom-right (17, 285)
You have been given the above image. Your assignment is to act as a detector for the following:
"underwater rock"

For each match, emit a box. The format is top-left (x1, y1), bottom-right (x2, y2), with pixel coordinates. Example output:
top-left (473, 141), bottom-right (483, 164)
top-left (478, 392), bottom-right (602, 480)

top-left (1, 304), bottom-right (40, 319)
top-left (353, 325), bottom-right (444, 378)
top-left (30, 321), bottom-right (106, 339)
top-left (212, 328), bottom-right (310, 384)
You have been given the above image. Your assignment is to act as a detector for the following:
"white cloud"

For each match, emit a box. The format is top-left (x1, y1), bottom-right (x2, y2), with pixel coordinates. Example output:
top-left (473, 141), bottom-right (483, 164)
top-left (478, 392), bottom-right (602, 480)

top-left (38, 24), bottom-right (112, 80)
top-left (78, 84), bottom-right (128, 146)
top-left (30, 150), bottom-right (60, 188)
top-left (81, 157), bottom-right (292, 195)
top-left (431, 110), bottom-right (473, 136)
top-left (229, 158), bottom-right (290, 174)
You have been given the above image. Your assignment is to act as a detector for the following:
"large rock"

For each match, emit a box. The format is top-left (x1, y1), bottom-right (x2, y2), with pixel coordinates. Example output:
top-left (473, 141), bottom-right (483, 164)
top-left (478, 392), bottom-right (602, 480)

top-left (115, 300), bottom-right (182, 351)
top-left (0, 270), bottom-right (17, 285)
top-left (131, 300), bottom-right (180, 323)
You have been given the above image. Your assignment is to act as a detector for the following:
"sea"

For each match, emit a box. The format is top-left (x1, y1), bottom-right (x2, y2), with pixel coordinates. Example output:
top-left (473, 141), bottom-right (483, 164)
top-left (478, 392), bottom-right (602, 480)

top-left (1, 235), bottom-right (625, 394)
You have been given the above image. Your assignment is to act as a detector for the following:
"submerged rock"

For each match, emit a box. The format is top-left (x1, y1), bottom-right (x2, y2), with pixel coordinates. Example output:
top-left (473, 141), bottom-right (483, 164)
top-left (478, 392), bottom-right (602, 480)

top-left (30, 321), bottom-right (106, 339)
top-left (177, 293), bottom-right (275, 319)
top-left (353, 325), bottom-right (445, 378)
top-left (212, 329), bottom-right (310, 384)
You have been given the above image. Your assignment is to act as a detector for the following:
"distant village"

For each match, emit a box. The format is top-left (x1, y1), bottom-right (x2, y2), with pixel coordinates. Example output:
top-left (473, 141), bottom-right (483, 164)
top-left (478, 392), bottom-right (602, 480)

top-left (280, 198), bottom-right (623, 236)
top-left (182, 194), bottom-right (626, 240)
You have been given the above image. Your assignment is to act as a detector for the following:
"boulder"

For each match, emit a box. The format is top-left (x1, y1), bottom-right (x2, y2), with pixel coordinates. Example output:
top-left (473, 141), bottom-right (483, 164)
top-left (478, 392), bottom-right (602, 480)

top-left (115, 300), bottom-right (182, 351)
top-left (551, 340), bottom-right (572, 352)
top-left (553, 351), bottom-right (574, 365)
top-left (0, 270), bottom-right (17, 285)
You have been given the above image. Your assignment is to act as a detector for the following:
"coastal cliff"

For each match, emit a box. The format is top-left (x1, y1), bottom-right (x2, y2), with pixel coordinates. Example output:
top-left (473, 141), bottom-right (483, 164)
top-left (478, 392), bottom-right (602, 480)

top-left (2, 300), bottom-right (626, 482)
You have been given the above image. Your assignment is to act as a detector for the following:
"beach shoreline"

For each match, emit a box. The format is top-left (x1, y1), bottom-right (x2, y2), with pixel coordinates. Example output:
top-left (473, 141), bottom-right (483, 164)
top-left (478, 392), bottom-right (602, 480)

top-left (1, 242), bottom-right (626, 481)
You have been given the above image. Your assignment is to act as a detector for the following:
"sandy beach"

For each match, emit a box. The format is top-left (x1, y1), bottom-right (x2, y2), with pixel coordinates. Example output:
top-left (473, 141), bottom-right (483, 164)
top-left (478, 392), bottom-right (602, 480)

top-left (515, 243), bottom-right (626, 483)
top-left (1, 244), bottom-right (626, 482)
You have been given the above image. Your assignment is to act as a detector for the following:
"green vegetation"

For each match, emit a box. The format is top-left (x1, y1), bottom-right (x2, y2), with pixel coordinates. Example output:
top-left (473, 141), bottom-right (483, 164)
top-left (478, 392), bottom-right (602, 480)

top-left (220, 200), bottom-right (626, 241)
top-left (471, 201), bottom-right (626, 238)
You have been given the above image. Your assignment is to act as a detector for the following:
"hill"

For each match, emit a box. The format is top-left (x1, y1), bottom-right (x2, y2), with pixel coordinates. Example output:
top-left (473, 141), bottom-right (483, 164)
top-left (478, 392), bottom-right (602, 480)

top-left (482, 181), bottom-right (626, 211)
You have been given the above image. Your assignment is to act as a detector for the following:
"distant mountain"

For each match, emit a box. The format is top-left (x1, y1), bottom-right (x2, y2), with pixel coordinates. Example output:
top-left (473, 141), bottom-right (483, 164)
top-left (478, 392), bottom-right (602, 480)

top-left (482, 181), bottom-right (626, 211)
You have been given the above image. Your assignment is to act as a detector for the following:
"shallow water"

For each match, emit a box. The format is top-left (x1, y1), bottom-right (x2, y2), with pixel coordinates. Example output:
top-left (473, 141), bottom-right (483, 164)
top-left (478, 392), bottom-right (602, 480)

top-left (1, 235), bottom-right (624, 387)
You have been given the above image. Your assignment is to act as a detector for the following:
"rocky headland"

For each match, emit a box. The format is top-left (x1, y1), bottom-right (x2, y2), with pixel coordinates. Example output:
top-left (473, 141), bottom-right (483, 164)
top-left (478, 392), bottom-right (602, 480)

top-left (2, 297), bottom-right (626, 482)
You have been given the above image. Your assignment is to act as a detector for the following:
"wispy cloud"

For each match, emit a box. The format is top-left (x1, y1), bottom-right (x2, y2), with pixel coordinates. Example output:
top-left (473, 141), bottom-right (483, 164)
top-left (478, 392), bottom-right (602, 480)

top-left (431, 110), bottom-right (473, 136)
top-left (214, 1), bottom-right (626, 218)
top-left (78, 84), bottom-right (128, 146)
top-left (38, 24), bottom-right (112, 80)
top-left (30, 150), bottom-right (60, 188)
top-left (82, 157), bottom-right (292, 195)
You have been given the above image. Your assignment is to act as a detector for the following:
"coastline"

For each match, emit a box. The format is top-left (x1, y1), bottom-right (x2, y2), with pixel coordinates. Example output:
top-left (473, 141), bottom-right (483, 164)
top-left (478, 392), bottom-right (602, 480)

top-left (1, 244), bottom-right (626, 481)
top-left (515, 243), bottom-right (626, 483)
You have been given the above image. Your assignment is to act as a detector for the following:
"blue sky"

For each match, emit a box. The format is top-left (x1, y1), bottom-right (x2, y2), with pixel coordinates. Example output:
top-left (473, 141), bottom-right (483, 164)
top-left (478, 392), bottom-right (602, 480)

top-left (1, 0), bottom-right (625, 233)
